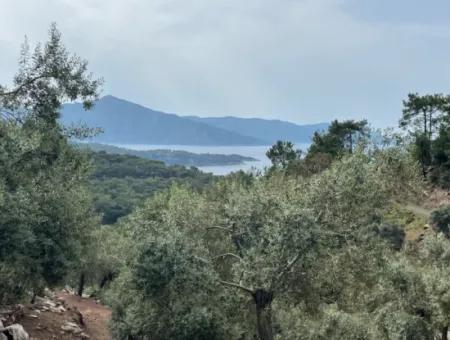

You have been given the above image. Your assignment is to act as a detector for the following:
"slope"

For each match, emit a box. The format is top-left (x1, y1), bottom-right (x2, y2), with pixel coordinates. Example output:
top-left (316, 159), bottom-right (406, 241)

top-left (61, 96), bottom-right (266, 146)
top-left (185, 116), bottom-right (328, 143)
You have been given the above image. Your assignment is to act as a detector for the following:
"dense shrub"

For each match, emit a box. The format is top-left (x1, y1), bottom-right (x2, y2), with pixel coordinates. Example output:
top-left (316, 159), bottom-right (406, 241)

top-left (430, 205), bottom-right (450, 238)
top-left (376, 223), bottom-right (406, 250)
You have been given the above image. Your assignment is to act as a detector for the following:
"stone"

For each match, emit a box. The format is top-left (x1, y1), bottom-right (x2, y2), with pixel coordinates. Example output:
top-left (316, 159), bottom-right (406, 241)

top-left (1, 324), bottom-right (29, 340)
top-left (51, 306), bottom-right (66, 314)
top-left (61, 321), bottom-right (83, 335)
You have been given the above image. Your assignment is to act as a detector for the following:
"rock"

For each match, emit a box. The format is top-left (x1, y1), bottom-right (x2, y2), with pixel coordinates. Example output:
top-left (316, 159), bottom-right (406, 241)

top-left (63, 286), bottom-right (75, 295)
top-left (72, 309), bottom-right (84, 326)
top-left (79, 332), bottom-right (90, 339)
top-left (1, 324), bottom-right (29, 340)
top-left (56, 297), bottom-right (65, 304)
top-left (0, 306), bottom-right (24, 325)
top-left (61, 321), bottom-right (83, 335)
top-left (43, 288), bottom-right (54, 299)
top-left (51, 306), bottom-right (65, 314)
top-left (35, 297), bottom-right (56, 308)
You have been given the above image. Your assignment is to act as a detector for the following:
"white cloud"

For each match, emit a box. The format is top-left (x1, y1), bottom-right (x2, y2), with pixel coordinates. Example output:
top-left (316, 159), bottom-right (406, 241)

top-left (1, 0), bottom-right (449, 126)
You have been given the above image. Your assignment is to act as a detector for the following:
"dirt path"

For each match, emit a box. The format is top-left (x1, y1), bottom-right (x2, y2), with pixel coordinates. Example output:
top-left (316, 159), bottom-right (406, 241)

top-left (404, 203), bottom-right (432, 218)
top-left (57, 292), bottom-right (112, 340)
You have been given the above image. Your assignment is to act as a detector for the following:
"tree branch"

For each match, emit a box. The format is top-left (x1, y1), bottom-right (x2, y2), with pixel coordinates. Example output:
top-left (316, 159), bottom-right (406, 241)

top-left (218, 280), bottom-right (254, 295)
top-left (194, 255), bottom-right (210, 264)
top-left (212, 253), bottom-right (243, 261)
top-left (271, 253), bottom-right (302, 289)
top-left (0, 74), bottom-right (52, 97)
top-left (0, 109), bottom-right (25, 124)
top-left (206, 226), bottom-right (233, 232)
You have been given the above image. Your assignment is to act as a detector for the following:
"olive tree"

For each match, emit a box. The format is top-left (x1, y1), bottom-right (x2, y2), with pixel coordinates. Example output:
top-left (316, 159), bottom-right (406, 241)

top-left (110, 146), bottom-right (422, 340)
top-left (0, 24), bottom-right (101, 303)
top-left (413, 234), bottom-right (450, 339)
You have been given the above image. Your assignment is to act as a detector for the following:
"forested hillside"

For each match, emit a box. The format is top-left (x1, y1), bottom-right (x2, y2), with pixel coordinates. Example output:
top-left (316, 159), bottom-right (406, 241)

top-left (88, 151), bottom-right (214, 224)
top-left (79, 142), bottom-right (256, 167)
top-left (4, 24), bottom-right (450, 340)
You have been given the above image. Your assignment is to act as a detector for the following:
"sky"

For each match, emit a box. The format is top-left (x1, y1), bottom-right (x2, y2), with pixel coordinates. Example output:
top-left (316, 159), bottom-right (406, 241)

top-left (1, 0), bottom-right (450, 127)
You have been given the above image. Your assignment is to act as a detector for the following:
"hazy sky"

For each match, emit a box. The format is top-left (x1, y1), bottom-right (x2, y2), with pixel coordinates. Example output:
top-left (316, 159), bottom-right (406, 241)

top-left (1, 0), bottom-right (450, 126)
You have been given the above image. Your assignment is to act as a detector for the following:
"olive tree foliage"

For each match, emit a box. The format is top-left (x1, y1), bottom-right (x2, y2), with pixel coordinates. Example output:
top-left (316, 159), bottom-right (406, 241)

top-left (0, 23), bottom-right (101, 124)
top-left (108, 187), bottom-right (231, 340)
top-left (108, 146), bottom-right (423, 340)
top-left (0, 24), bottom-right (101, 304)
top-left (275, 148), bottom-right (430, 340)
top-left (278, 305), bottom-right (374, 340)
top-left (271, 148), bottom-right (421, 340)
top-left (66, 224), bottom-right (126, 297)
top-left (430, 205), bottom-right (450, 238)
top-left (409, 233), bottom-right (450, 339)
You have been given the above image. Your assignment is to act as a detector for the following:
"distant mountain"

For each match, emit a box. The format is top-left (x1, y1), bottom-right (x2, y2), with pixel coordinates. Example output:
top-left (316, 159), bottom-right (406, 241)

top-left (61, 95), bottom-right (327, 146)
top-left (77, 143), bottom-right (257, 167)
top-left (61, 96), bottom-right (265, 146)
top-left (185, 116), bottom-right (328, 144)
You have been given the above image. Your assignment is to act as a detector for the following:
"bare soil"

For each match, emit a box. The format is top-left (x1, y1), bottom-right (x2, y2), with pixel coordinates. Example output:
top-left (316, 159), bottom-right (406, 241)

top-left (17, 291), bottom-right (111, 340)
top-left (57, 292), bottom-right (112, 340)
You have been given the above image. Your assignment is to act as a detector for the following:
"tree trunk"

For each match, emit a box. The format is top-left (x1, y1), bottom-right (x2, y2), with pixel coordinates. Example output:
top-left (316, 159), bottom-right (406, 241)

top-left (77, 272), bottom-right (85, 297)
top-left (442, 325), bottom-right (448, 340)
top-left (421, 150), bottom-right (427, 179)
top-left (429, 112), bottom-right (433, 141)
top-left (253, 289), bottom-right (274, 340)
top-left (349, 134), bottom-right (353, 154)
top-left (99, 272), bottom-right (113, 289)
top-left (30, 291), bottom-right (36, 304)
top-left (423, 112), bottom-right (428, 138)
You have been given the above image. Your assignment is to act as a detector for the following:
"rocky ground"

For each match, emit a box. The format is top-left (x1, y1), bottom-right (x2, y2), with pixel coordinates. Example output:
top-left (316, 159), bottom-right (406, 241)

top-left (0, 289), bottom-right (111, 340)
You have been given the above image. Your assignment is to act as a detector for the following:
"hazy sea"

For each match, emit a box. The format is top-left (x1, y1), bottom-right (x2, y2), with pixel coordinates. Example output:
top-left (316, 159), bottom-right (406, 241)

top-left (112, 144), bottom-right (311, 175)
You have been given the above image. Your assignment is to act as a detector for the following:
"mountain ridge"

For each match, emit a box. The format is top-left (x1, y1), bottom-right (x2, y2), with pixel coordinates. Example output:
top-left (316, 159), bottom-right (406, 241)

top-left (185, 115), bottom-right (328, 144)
top-left (61, 95), bottom-right (327, 145)
top-left (62, 96), bottom-right (265, 145)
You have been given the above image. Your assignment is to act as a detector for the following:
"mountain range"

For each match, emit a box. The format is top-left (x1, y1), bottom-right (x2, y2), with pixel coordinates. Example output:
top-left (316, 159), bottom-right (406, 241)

top-left (61, 95), bottom-right (328, 146)
top-left (185, 116), bottom-right (328, 144)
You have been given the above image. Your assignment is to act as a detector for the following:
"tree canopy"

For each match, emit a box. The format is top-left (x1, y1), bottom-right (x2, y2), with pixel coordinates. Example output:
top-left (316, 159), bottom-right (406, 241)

top-left (0, 24), bottom-right (101, 303)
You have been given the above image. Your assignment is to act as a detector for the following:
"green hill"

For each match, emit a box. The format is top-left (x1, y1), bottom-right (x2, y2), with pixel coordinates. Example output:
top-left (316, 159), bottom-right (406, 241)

top-left (78, 142), bottom-right (257, 167)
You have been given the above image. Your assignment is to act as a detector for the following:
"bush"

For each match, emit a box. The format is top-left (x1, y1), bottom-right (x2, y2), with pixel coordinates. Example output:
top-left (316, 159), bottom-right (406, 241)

top-left (430, 205), bottom-right (450, 238)
top-left (376, 223), bottom-right (406, 251)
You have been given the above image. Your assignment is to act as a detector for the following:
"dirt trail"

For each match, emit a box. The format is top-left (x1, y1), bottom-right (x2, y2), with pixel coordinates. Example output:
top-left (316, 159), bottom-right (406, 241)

top-left (57, 292), bottom-right (112, 340)
top-left (15, 290), bottom-right (112, 340)
top-left (404, 203), bottom-right (432, 218)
